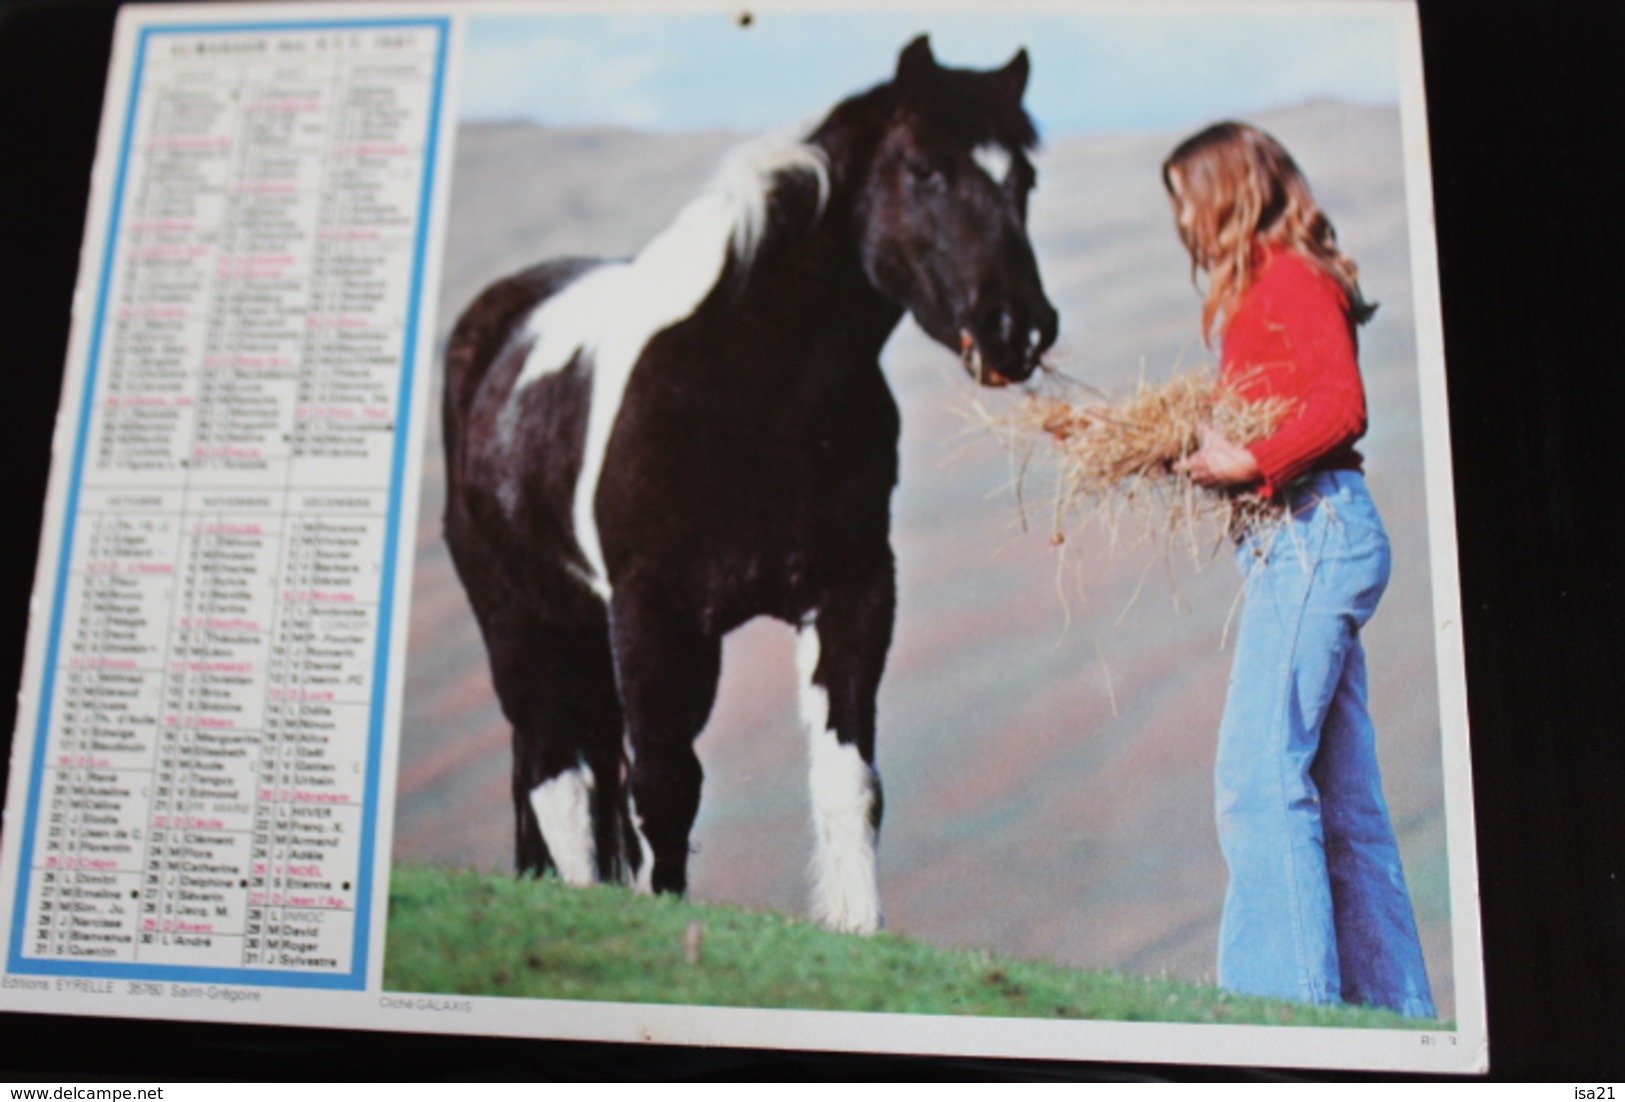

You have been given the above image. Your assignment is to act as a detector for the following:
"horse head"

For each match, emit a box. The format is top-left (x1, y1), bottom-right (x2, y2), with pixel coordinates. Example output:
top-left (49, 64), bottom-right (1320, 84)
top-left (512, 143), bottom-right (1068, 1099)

top-left (846, 35), bottom-right (1059, 386)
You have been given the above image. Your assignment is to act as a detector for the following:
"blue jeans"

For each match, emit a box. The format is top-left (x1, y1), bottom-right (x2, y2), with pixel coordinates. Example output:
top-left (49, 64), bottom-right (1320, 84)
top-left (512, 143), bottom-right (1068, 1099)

top-left (1215, 470), bottom-right (1435, 1018)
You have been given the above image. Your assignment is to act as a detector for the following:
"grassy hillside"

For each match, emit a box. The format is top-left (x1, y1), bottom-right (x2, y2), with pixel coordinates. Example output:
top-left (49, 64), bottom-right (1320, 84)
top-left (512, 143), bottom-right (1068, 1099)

top-left (384, 864), bottom-right (1435, 1029)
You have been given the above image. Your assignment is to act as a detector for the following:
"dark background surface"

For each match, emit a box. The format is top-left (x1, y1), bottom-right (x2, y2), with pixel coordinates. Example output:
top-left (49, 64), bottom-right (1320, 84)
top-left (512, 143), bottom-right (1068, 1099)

top-left (1, 0), bottom-right (1620, 1082)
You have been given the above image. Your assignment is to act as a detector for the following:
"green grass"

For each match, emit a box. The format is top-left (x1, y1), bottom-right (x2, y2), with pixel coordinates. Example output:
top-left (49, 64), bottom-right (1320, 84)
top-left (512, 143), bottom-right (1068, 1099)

top-left (384, 863), bottom-right (1436, 1028)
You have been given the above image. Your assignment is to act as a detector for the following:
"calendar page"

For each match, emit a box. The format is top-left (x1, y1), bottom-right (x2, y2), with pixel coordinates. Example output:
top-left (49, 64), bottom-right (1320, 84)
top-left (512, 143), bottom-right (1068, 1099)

top-left (0, 0), bottom-right (1486, 1075)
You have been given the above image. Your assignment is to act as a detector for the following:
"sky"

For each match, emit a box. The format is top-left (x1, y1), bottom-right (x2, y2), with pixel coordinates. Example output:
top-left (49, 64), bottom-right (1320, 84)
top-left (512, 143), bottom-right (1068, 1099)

top-left (457, 4), bottom-right (1406, 137)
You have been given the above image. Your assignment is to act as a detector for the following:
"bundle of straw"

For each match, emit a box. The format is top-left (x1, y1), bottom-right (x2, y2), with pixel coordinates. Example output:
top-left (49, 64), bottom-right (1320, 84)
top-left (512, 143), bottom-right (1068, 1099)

top-left (986, 366), bottom-right (1292, 551)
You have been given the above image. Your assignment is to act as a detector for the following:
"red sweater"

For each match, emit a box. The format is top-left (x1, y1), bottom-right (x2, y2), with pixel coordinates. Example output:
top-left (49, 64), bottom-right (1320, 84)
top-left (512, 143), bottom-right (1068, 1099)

top-left (1221, 247), bottom-right (1367, 498)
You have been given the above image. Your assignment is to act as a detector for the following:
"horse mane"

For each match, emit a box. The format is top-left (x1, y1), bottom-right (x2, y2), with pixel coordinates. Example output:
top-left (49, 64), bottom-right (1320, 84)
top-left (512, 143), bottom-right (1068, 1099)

top-left (710, 130), bottom-right (830, 268)
top-left (515, 132), bottom-right (827, 391)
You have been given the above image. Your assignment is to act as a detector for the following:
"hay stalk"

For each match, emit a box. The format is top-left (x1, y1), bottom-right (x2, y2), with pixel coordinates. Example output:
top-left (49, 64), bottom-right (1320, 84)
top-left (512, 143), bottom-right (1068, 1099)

top-left (983, 366), bottom-right (1292, 559)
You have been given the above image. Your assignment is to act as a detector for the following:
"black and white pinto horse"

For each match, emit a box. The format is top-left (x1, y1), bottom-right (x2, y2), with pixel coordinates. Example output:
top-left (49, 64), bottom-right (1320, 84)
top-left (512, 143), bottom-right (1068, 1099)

top-left (442, 36), bottom-right (1057, 933)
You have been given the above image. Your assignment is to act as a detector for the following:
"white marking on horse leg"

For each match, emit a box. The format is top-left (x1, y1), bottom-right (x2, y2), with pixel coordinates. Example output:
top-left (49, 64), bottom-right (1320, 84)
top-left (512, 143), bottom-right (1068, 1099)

top-left (809, 733), bottom-right (884, 935)
top-left (625, 776), bottom-right (656, 895)
top-left (797, 626), bottom-right (883, 935)
top-left (528, 764), bottom-right (598, 887)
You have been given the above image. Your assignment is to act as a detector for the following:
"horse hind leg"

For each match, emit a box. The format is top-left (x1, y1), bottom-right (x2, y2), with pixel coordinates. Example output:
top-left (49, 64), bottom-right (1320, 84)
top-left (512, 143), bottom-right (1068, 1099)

top-left (510, 738), bottom-right (621, 885)
top-left (799, 570), bottom-right (894, 935)
top-left (585, 699), bottom-right (635, 883)
top-left (511, 742), bottom-right (549, 876)
top-left (484, 607), bottom-right (625, 886)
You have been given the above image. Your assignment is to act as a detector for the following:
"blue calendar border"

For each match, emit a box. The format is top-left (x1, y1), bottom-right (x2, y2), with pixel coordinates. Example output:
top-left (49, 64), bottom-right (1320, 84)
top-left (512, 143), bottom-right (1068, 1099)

top-left (7, 16), bottom-right (451, 991)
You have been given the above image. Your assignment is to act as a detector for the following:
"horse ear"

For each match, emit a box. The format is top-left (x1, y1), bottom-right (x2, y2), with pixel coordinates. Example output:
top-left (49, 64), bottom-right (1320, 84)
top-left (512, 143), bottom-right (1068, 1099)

top-left (896, 35), bottom-right (937, 89)
top-left (997, 48), bottom-right (1031, 102)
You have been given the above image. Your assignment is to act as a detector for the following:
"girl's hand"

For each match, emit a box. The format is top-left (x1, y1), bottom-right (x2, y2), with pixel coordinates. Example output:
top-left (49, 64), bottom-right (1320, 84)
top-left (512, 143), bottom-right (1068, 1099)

top-left (1175, 423), bottom-right (1262, 488)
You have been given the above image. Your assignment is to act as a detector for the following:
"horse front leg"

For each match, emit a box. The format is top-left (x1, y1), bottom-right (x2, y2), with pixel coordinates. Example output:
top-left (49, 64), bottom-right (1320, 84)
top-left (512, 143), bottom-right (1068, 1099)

top-left (800, 561), bottom-right (896, 934)
top-left (611, 589), bottom-right (722, 897)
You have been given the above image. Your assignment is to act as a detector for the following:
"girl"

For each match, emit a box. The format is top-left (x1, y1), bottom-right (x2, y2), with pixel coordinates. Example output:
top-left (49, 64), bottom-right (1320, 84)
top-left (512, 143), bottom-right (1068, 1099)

top-left (1165, 121), bottom-right (1435, 1018)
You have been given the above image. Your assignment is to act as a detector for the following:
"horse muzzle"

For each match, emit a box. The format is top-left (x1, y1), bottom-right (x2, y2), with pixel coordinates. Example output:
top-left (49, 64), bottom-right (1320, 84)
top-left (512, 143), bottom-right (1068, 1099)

top-left (958, 299), bottom-right (1058, 387)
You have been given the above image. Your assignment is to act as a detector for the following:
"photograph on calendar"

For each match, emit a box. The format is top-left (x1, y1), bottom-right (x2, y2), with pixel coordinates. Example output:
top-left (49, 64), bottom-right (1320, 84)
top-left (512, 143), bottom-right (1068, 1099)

top-left (382, 1), bottom-right (1484, 1072)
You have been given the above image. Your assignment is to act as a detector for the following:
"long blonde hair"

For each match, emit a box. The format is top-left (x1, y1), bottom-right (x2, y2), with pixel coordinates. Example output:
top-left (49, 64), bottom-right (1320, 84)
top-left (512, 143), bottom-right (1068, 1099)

top-left (1162, 121), bottom-right (1374, 344)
